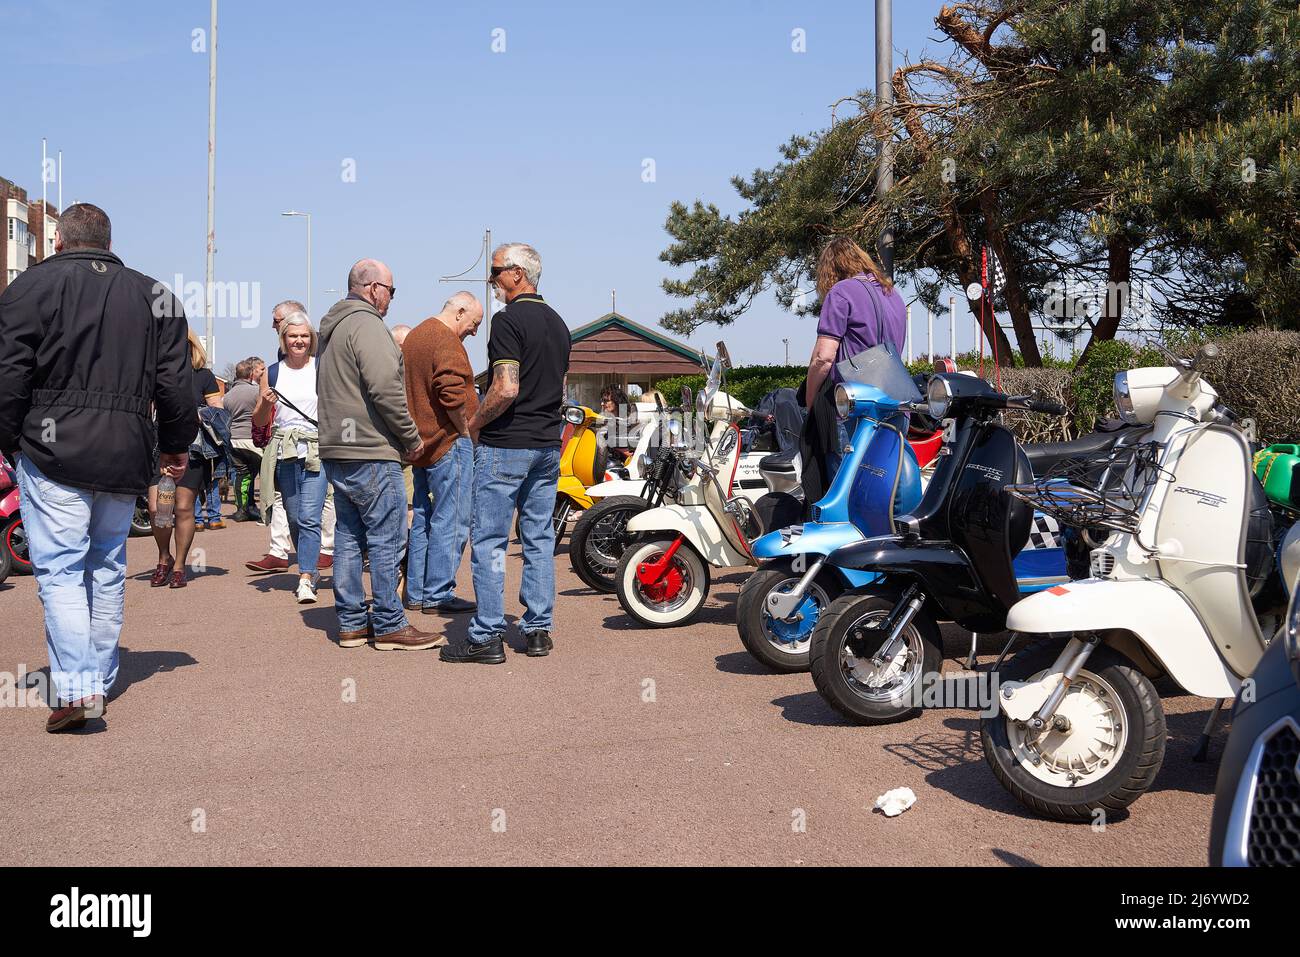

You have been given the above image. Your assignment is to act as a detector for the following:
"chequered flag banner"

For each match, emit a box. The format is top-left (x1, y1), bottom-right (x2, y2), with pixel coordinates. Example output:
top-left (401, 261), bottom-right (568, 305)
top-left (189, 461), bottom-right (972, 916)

top-left (1027, 513), bottom-right (1061, 550)
top-left (985, 244), bottom-right (1007, 307)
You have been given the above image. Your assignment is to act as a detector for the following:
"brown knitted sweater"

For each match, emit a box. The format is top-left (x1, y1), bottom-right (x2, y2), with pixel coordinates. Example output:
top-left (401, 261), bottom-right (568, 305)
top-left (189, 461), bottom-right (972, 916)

top-left (402, 317), bottom-right (479, 468)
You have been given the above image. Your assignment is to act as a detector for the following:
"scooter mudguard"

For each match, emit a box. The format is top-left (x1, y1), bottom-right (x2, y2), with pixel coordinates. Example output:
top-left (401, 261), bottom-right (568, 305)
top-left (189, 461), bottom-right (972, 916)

top-left (750, 522), bottom-right (878, 587)
top-left (625, 503), bottom-right (753, 569)
top-left (585, 479), bottom-right (646, 501)
top-left (557, 475), bottom-right (593, 511)
top-left (1004, 578), bottom-right (1240, 698)
top-left (0, 486), bottom-right (18, 519)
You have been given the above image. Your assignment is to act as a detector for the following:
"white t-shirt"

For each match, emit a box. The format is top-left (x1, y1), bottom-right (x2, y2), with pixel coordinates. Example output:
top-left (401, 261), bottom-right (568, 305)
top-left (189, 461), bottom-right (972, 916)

top-left (273, 358), bottom-right (318, 458)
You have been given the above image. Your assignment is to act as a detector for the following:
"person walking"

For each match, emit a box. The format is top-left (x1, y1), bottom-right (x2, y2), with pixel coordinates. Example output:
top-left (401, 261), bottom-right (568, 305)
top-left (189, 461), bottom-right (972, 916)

top-left (252, 312), bottom-right (328, 605)
top-left (317, 259), bottom-right (439, 650)
top-left (246, 300), bottom-right (335, 573)
top-left (223, 357), bottom-right (265, 522)
top-left (441, 243), bottom-right (569, 665)
top-left (146, 329), bottom-right (223, 588)
top-left (403, 291), bottom-right (483, 615)
top-left (803, 236), bottom-right (907, 487)
top-left (0, 203), bottom-right (194, 731)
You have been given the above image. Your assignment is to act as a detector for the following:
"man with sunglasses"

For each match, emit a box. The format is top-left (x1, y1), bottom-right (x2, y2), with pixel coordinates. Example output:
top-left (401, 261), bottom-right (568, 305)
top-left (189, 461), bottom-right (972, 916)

top-left (440, 243), bottom-right (570, 665)
top-left (316, 259), bottom-right (440, 651)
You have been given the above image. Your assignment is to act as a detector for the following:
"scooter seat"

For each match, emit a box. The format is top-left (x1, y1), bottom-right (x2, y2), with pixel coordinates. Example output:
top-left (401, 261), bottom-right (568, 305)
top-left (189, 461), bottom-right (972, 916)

top-left (759, 448), bottom-right (799, 474)
top-left (1022, 426), bottom-right (1139, 476)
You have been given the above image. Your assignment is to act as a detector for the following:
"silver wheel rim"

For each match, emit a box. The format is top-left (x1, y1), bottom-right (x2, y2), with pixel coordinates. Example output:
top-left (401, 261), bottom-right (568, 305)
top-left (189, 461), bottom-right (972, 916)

top-left (1007, 668), bottom-right (1129, 788)
top-left (838, 609), bottom-right (924, 703)
top-left (586, 507), bottom-right (638, 577)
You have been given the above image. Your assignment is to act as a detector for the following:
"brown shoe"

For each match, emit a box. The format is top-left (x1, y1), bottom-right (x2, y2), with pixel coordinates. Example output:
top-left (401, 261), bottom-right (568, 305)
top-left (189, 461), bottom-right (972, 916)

top-left (245, 554), bottom-right (290, 574)
top-left (318, 554), bottom-right (333, 570)
top-left (208, 519), bottom-right (226, 530)
top-left (46, 695), bottom-right (104, 733)
top-left (373, 624), bottom-right (446, 651)
top-left (169, 570), bottom-right (188, 589)
top-left (150, 557), bottom-right (175, 587)
top-left (338, 623), bottom-right (374, 648)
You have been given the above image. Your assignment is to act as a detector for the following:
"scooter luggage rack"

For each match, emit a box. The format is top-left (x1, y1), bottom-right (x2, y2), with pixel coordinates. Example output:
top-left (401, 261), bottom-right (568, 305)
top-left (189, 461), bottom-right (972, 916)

top-left (1004, 441), bottom-right (1171, 539)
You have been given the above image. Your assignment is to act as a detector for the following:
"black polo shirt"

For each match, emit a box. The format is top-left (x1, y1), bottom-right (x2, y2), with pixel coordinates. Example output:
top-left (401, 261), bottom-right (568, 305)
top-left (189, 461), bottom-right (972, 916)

top-left (479, 293), bottom-right (571, 449)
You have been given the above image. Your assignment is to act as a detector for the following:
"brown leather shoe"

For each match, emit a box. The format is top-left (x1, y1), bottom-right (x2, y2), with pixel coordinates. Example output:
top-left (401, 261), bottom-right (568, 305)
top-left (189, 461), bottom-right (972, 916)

top-left (46, 695), bottom-right (104, 733)
top-left (245, 554), bottom-right (290, 574)
top-left (150, 557), bottom-right (175, 587)
top-left (208, 519), bottom-right (226, 530)
top-left (169, 569), bottom-right (188, 589)
top-left (338, 623), bottom-right (374, 648)
top-left (318, 554), bottom-right (333, 570)
top-left (373, 624), bottom-right (446, 651)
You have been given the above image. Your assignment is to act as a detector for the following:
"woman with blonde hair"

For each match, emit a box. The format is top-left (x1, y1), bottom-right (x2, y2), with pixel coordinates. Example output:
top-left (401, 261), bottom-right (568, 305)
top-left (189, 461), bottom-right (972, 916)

top-left (804, 236), bottom-right (907, 478)
top-left (252, 311), bottom-right (327, 605)
top-left (148, 329), bottom-right (223, 588)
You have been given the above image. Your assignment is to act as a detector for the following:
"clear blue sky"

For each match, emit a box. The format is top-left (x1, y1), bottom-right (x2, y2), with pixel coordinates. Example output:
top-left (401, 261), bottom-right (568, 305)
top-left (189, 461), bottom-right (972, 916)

top-left (3, 0), bottom-right (985, 375)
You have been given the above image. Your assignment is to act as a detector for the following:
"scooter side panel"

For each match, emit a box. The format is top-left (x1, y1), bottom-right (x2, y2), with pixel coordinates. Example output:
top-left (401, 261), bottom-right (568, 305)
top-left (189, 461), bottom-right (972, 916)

top-left (1004, 578), bottom-right (1240, 698)
top-left (847, 424), bottom-right (906, 538)
top-left (626, 503), bottom-right (752, 568)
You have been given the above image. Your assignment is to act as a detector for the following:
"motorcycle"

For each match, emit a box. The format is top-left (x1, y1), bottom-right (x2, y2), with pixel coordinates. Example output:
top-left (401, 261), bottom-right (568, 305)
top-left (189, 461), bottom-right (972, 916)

top-left (571, 378), bottom-right (802, 594)
top-left (982, 344), bottom-right (1286, 820)
top-left (0, 459), bottom-right (17, 584)
top-left (613, 343), bottom-right (765, 627)
top-left (805, 372), bottom-right (1114, 725)
top-left (550, 403), bottom-right (613, 554)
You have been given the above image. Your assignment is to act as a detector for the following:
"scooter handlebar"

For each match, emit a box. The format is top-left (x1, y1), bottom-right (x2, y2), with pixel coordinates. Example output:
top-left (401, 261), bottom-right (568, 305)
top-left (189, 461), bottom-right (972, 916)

top-left (1005, 394), bottom-right (1067, 416)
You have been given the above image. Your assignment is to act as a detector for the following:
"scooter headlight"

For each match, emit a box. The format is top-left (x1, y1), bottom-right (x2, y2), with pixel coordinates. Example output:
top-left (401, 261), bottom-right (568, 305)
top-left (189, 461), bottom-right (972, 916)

top-left (563, 405), bottom-right (585, 426)
top-left (926, 377), bottom-right (951, 419)
top-left (1113, 371), bottom-right (1137, 424)
top-left (834, 384), bottom-right (852, 420)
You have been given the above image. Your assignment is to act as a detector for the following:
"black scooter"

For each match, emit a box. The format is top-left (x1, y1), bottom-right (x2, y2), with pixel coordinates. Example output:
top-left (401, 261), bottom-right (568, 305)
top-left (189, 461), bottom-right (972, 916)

top-left (808, 373), bottom-right (1140, 724)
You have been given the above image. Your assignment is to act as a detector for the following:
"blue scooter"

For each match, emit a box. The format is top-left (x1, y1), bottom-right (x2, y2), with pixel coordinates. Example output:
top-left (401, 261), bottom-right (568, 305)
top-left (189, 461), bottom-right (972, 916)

top-left (737, 350), bottom-right (1074, 673)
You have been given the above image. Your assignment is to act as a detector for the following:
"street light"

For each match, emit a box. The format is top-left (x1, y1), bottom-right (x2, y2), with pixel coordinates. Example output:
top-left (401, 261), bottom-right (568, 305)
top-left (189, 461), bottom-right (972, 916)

top-left (281, 210), bottom-right (311, 318)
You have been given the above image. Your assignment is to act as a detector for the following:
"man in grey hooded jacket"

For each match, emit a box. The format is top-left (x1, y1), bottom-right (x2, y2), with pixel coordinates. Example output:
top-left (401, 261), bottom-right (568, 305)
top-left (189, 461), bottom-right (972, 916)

top-left (317, 259), bottom-right (440, 651)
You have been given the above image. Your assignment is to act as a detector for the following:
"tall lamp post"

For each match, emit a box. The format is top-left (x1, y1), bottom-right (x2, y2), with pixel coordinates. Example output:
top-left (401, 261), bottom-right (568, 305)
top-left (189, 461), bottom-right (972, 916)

top-left (875, 0), bottom-right (894, 280)
top-left (205, 0), bottom-right (218, 365)
top-left (281, 210), bottom-right (312, 318)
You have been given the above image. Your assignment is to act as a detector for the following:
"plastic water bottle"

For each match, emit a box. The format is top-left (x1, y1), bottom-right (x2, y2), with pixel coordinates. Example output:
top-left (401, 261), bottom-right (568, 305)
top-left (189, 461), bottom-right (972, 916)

top-left (155, 474), bottom-right (176, 529)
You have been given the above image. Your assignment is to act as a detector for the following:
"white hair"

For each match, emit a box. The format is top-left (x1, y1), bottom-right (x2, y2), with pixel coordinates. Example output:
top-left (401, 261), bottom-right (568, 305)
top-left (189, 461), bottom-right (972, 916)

top-left (495, 242), bottom-right (542, 287)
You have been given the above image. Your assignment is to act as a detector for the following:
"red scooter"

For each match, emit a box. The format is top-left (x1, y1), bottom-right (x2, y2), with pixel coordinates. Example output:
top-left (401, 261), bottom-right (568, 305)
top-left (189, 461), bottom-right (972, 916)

top-left (0, 456), bottom-right (27, 584)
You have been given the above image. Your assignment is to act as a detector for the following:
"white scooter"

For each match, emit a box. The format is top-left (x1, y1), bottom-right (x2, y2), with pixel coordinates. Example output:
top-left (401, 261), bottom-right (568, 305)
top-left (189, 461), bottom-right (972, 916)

top-left (981, 344), bottom-right (1284, 820)
top-left (613, 344), bottom-right (764, 627)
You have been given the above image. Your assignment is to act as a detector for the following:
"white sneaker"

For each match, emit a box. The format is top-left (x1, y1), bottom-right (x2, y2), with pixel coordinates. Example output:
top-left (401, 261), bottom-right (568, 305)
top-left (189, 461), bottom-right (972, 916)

top-left (296, 579), bottom-right (317, 604)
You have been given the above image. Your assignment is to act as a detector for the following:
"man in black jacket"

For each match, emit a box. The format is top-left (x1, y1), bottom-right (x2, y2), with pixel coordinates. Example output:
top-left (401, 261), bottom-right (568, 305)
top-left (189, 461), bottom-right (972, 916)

top-left (0, 204), bottom-right (194, 732)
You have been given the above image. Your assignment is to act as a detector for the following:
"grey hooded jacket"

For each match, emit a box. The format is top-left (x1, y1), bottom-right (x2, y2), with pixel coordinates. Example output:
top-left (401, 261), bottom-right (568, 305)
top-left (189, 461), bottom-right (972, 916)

top-left (316, 296), bottom-right (420, 463)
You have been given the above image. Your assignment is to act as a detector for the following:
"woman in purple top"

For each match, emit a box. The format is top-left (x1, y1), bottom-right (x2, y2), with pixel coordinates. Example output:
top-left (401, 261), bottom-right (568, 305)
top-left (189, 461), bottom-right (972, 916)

top-left (805, 236), bottom-right (907, 478)
top-left (806, 236), bottom-right (907, 402)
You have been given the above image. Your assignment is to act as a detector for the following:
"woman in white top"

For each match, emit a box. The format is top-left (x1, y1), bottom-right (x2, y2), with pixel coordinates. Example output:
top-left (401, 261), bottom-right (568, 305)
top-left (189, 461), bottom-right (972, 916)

top-left (252, 312), bottom-right (326, 604)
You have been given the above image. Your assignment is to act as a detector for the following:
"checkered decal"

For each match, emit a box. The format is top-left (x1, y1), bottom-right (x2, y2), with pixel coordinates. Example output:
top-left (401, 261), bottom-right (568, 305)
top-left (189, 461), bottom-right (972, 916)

top-left (1027, 513), bottom-right (1062, 550)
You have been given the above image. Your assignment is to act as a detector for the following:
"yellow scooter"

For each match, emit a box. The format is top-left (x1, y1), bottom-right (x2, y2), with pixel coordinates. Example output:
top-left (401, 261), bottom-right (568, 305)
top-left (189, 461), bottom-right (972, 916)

top-left (552, 404), bottom-right (619, 553)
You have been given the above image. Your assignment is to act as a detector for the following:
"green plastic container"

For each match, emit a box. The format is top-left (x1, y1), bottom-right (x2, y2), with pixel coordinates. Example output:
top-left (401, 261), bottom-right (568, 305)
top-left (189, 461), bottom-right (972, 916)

top-left (1254, 444), bottom-right (1300, 510)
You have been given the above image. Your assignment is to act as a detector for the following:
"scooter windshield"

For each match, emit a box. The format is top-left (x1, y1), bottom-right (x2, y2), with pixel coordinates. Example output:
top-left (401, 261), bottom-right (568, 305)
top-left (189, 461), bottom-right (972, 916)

top-left (835, 343), bottom-right (922, 403)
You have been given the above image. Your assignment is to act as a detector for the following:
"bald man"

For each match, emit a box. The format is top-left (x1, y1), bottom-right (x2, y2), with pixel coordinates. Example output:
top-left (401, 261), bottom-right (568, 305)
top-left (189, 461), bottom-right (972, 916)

top-left (402, 292), bottom-right (484, 615)
top-left (316, 259), bottom-right (439, 651)
top-left (390, 324), bottom-right (412, 347)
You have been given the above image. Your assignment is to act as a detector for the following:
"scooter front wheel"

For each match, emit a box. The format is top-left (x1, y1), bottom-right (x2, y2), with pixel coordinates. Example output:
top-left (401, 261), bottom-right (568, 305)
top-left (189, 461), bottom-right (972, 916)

top-left (3, 517), bottom-right (30, 575)
top-left (736, 560), bottom-right (841, 673)
top-left (980, 642), bottom-right (1166, 822)
top-left (615, 537), bottom-right (710, 628)
top-left (569, 496), bottom-right (648, 593)
top-left (0, 530), bottom-right (11, 585)
top-left (809, 591), bottom-right (941, 724)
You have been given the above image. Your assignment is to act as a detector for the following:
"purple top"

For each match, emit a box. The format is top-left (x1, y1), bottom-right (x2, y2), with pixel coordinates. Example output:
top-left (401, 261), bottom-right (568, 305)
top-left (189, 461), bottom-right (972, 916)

top-left (816, 274), bottom-right (907, 383)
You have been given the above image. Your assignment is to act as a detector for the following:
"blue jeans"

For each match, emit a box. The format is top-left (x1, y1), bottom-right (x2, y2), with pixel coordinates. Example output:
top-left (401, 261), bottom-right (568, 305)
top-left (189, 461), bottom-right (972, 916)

top-left (824, 419), bottom-right (852, 482)
top-left (327, 460), bottom-right (408, 637)
top-left (468, 444), bottom-right (561, 644)
top-left (276, 458), bottom-right (327, 577)
top-left (15, 455), bottom-right (135, 705)
top-left (200, 475), bottom-right (221, 524)
top-left (408, 437), bottom-right (473, 606)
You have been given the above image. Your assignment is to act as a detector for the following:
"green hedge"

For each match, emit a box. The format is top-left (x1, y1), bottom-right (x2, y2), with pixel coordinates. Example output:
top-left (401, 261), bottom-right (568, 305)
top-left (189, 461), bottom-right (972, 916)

top-left (654, 331), bottom-right (1300, 444)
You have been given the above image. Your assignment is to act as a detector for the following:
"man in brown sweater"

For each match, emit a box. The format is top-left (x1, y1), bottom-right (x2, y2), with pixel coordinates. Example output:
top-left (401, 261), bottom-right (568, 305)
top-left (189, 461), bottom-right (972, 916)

top-left (403, 291), bottom-right (483, 614)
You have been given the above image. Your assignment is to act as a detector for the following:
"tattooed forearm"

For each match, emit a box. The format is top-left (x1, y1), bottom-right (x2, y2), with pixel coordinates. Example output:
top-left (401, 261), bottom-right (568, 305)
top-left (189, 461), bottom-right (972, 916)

top-left (469, 362), bottom-right (519, 432)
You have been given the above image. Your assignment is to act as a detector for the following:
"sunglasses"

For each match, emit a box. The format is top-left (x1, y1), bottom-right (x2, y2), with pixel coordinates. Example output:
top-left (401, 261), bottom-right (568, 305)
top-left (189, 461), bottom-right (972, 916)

top-left (490, 265), bottom-right (520, 278)
top-left (369, 281), bottom-right (396, 298)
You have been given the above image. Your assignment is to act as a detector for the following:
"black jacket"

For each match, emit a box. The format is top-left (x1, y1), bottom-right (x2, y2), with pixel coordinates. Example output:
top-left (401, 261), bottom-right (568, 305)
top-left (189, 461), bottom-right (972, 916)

top-left (0, 248), bottom-right (195, 495)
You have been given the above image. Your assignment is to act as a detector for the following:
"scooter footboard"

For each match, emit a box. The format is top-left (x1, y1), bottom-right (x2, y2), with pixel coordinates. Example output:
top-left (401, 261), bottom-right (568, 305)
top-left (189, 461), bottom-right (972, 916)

top-left (1004, 578), bottom-right (1241, 698)
top-left (830, 538), bottom-right (1003, 631)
